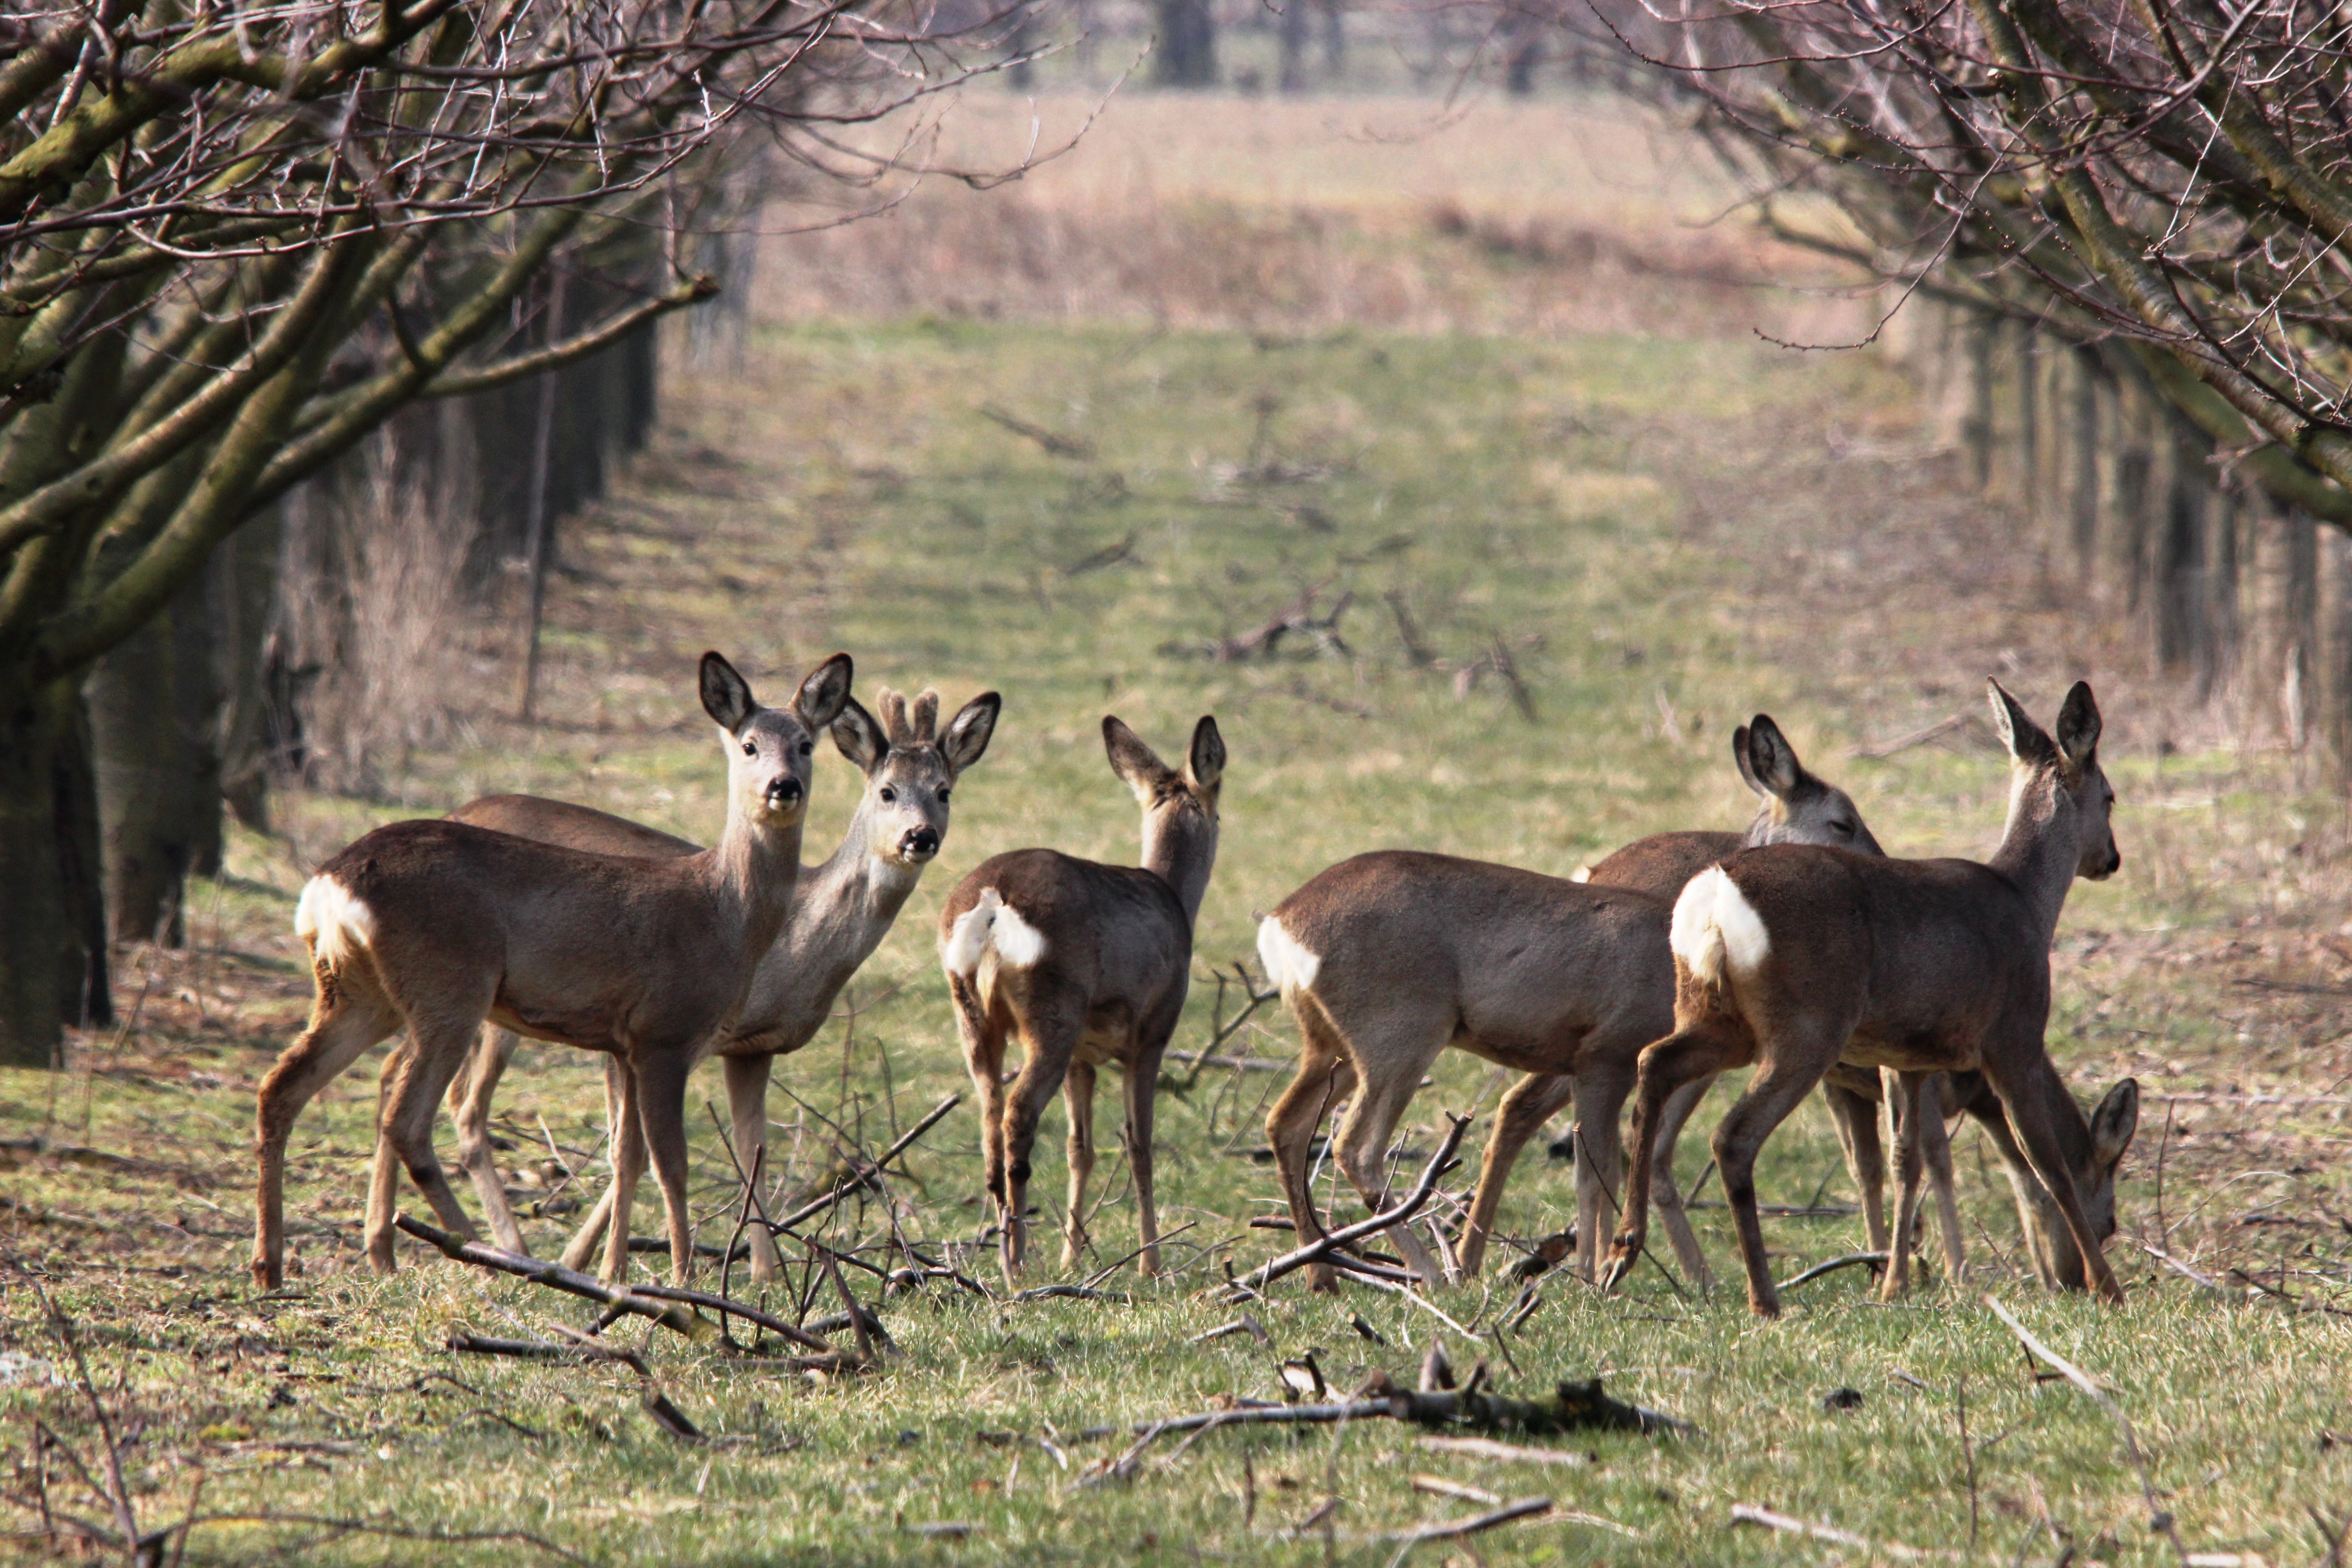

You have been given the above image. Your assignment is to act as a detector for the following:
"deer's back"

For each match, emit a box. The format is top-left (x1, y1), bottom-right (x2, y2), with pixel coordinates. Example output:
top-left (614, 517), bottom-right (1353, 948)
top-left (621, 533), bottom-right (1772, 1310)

top-left (1583, 831), bottom-right (1743, 901)
top-left (1270, 851), bottom-right (1675, 1056)
top-left (318, 820), bottom-right (752, 1052)
top-left (449, 794), bottom-right (701, 859)
top-left (946, 848), bottom-right (1190, 1018)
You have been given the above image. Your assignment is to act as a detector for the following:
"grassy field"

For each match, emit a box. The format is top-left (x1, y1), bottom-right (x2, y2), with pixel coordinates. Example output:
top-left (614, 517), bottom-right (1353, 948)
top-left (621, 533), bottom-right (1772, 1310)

top-left (8, 98), bottom-right (2352, 1568)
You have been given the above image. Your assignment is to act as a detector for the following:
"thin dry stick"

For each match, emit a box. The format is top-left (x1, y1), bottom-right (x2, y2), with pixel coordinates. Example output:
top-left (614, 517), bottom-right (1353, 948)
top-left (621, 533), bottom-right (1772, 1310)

top-left (395, 1215), bottom-right (722, 1345)
top-left (1984, 1295), bottom-right (2191, 1567)
top-left (1383, 1496), bottom-right (1552, 1547)
top-left (1225, 1116), bottom-right (1472, 1295)
top-left (1957, 1376), bottom-right (1980, 1552)
top-left (1729, 1503), bottom-right (1940, 1559)
top-left (1777, 1251), bottom-right (1889, 1291)
top-left (769, 1093), bottom-right (960, 1235)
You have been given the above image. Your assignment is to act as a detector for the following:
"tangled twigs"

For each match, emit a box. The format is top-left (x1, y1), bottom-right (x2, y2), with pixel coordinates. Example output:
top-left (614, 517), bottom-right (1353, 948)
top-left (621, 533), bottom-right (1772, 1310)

top-left (1222, 1115), bottom-right (1472, 1298)
top-left (1083, 1377), bottom-right (1693, 1455)
top-left (397, 1215), bottom-right (836, 1349)
top-left (767, 1093), bottom-right (960, 1235)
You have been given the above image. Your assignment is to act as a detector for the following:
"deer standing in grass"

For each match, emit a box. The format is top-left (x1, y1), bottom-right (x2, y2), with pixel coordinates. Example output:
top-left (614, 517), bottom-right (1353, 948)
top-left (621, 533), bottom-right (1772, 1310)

top-left (253, 652), bottom-right (850, 1290)
top-left (939, 715), bottom-right (1225, 1281)
top-left (1602, 680), bottom-right (2140, 1315)
top-left (1578, 725), bottom-right (1975, 1287)
top-left (1257, 716), bottom-right (1882, 1289)
top-left (439, 686), bottom-right (999, 1281)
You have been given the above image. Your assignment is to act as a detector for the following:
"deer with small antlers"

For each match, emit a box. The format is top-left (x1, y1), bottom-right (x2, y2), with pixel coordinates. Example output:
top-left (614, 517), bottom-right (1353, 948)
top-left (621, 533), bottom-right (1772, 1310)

top-left (939, 715), bottom-right (1225, 1281)
top-left (252, 652), bottom-right (851, 1290)
top-left (1601, 680), bottom-right (2140, 1315)
top-left (1256, 715), bottom-right (1881, 1289)
top-left (437, 684), bottom-right (1000, 1281)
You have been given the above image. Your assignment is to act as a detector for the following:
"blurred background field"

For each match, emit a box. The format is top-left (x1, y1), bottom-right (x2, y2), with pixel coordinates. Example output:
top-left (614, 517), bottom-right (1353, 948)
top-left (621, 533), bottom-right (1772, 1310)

top-left (6, 74), bottom-right (2352, 1568)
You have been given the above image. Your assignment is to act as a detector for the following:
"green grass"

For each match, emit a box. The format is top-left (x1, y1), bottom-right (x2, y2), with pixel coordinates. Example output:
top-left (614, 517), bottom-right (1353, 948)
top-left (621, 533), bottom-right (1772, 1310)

top-left (5, 317), bottom-right (2350, 1567)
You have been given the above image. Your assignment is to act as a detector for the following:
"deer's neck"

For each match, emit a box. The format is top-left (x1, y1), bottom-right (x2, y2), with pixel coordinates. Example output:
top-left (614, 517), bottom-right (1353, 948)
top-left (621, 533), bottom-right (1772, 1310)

top-left (709, 806), bottom-right (807, 956)
top-left (1142, 813), bottom-right (1218, 928)
top-left (800, 800), bottom-right (924, 940)
top-left (1986, 769), bottom-right (2078, 948)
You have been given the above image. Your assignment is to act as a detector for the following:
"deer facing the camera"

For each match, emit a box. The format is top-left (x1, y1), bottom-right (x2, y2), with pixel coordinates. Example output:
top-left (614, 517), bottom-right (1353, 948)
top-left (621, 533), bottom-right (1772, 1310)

top-left (940, 715), bottom-right (1225, 1281)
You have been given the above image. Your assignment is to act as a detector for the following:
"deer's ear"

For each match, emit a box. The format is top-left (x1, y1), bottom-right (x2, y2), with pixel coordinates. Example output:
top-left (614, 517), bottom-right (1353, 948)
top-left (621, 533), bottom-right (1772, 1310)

top-left (1730, 722), bottom-right (1759, 795)
top-left (1987, 678), bottom-right (2056, 766)
top-left (832, 696), bottom-right (888, 772)
top-left (794, 653), bottom-right (853, 731)
top-left (1186, 715), bottom-right (1225, 791)
top-left (701, 652), bottom-right (757, 734)
top-left (2055, 681), bottom-right (2102, 768)
top-left (941, 692), bottom-right (1002, 776)
top-left (1744, 714), bottom-right (1803, 799)
top-left (1103, 715), bottom-right (1175, 803)
top-left (2091, 1078), bottom-right (2139, 1169)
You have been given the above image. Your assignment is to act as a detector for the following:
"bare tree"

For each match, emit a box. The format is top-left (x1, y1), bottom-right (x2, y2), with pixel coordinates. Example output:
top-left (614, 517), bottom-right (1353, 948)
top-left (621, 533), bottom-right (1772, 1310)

top-left (0, 0), bottom-right (1025, 1062)
top-left (1545, 0), bottom-right (2352, 525)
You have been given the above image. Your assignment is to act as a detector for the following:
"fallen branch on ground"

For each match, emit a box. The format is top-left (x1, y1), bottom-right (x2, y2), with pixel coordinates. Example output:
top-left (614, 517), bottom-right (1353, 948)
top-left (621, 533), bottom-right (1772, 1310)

top-left (1730, 1503), bottom-right (1939, 1559)
top-left (979, 403), bottom-right (1095, 459)
top-left (1084, 1377), bottom-right (1693, 1452)
top-left (446, 1331), bottom-right (646, 1375)
top-left (1776, 1251), bottom-right (1888, 1291)
top-left (1382, 1496), bottom-right (1552, 1544)
top-left (1221, 1115), bottom-right (1472, 1297)
top-left (768, 1094), bottom-right (960, 1235)
top-left (397, 1215), bottom-right (771, 1349)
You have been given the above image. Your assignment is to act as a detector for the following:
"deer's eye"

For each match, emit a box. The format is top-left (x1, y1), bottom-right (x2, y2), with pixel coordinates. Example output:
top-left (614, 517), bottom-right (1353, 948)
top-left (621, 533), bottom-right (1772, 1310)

top-left (879, 787), bottom-right (897, 804)
top-left (799, 740), bottom-right (813, 755)
top-left (938, 787), bottom-right (951, 804)
top-left (1832, 820), bottom-right (1854, 837)
top-left (741, 740), bottom-right (756, 756)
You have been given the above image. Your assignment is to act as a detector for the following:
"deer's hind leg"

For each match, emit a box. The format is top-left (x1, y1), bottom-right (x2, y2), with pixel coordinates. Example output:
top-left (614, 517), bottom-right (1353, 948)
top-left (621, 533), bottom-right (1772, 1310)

top-left (370, 1000), bottom-right (496, 1274)
top-left (1878, 1068), bottom-right (1935, 1300)
top-left (999, 993), bottom-right (1083, 1281)
top-left (1707, 1023), bottom-right (1849, 1318)
top-left (254, 983), bottom-right (401, 1289)
top-left (1824, 1074), bottom-right (1888, 1254)
top-left (559, 1054), bottom-right (629, 1274)
top-left (948, 975), bottom-right (1014, 1256)
top-left (1920, 1074), bottom-right (1966, 1280)
top-left (1062, 1059), bottom-right (1097, 1271)
top-left (1323, 1003), bottom-right (1453, 1289)
top-left (1601, 1020), bottom-right (1752, 1295)
top-left (1264, 993), bottom-right (1358, 1292)
top-left (451, 1025), bottom-right (526, 1254)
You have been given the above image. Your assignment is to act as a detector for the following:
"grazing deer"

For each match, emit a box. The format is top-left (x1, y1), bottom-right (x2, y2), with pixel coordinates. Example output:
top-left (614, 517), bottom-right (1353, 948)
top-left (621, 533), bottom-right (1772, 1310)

top-left (1602, 680), bottom-right (2139, 1315)
top-left (939, 715), bottom-right (1225, 1281)
top-left (252, 652), bottom-right (852, 1291)
top-left (441, 686), bottom-right (999, 1281)
top-left (1578, 718), bottom-right (1975, 1287)
top-left (1255, 715), bottom-right (1883, 1290)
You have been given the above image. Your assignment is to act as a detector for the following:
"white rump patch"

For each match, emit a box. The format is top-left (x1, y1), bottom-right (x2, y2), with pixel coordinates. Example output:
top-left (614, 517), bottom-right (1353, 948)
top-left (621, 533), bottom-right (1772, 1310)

top-left (294, 876), bottom-right (376, 970)
top-left (990, 903), bottom-right (1048, 968)
top-left (1568, 865), bottom-right (1592, 883)
top-left (941, 888), bottom-right (1001, 979)
top-left (1255, 915), bottom-right (1322, 997)
top-left (1670, 866), bottom-right (1770, 988)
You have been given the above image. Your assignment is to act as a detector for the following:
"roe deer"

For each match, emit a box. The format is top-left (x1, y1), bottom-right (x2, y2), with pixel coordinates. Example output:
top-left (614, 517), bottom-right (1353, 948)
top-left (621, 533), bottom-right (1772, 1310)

top-left (1580, 720), bottom-right (1974, 1287)
top-left (1601, 680), bottom-right (2139, 1315)
top-left (252, 652), bottom-right (851, 1290)
top-left (442, 686), bottom-right (999, 1281)
top-left (1255, 715), bottom-right (1882, 1290)
top-left (939, 715), bottom-right (1225, 1281)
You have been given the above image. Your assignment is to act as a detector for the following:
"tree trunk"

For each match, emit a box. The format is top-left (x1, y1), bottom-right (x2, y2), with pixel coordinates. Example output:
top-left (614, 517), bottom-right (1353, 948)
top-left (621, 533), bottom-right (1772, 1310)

top-left (216, 507), bottom-right (281, 831)
top-left (1279, 0), bottom-right (1311, 91)
top-left (1154, 0), bottom-right (1217, 85)
top-left (1321, 0), bottom-right (1345, 75)
top-left (89, 615), bottom-right (196, 946)
top-left (171, 568), bottom-right (225, 877)
top-left (52, 692), bottom-right (112, 1028)
top-left (0, 684), bottom-right (71, 1067)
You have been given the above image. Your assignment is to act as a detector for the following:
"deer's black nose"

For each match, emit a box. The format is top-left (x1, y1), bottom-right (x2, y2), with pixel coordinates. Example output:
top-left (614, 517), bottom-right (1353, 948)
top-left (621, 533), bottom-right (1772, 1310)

top-left (766, 777), bottom-right (804, 808)
top-left (902, 827), bottom-right (940, 859)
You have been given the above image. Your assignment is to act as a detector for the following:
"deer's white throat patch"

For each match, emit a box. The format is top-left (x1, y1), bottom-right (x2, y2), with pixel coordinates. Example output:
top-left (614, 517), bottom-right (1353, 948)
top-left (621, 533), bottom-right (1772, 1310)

top-left (1670, 867), bottom-right (1770, 986)
top-left (295, 876), bottom-right (377, 969)
top-left (1255, 915), bottom-right (1321, 995)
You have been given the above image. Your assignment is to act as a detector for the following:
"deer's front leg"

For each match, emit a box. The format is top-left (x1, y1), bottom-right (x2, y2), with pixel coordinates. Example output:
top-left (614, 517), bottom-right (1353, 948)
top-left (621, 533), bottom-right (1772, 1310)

top-left (598, 1058), bottom-right (646, 1285)
top-left (1824, 1075), bottom-right (1888, 1254)
top-left (633, 1050), bottom-right (700, 1289)
top-left (1122, 1042), bottom-right (1167, 1279)
top-left (1459, 1071), bottom-right (1574, 1280)
top-left (723, 1051), bottom-right (783, 1282)
top-left (451, 1025), bottom-right (527, 1254)
top-left (1879, 1069), bottom-right (1932, 1300)
top-left (1062, 1060), bottom-right (1097, 1271)
top-left (1647, 1072), bottom-right (1720, 1289)
top-left (1921, 1074), bottom-right (1966, 1281)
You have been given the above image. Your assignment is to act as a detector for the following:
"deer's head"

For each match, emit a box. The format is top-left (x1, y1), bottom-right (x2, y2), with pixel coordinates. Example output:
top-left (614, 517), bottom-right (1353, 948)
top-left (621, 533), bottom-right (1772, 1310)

top-left (1735, 713), bottom-right (1882, 854)
top-left (1105, 714), bottom-right (1225, 921)
top-left (1989, 678), bottom-right (2120, 881)
top-left (701, 651), bottom-right (853, 831)
top-left (2005, 1077), bottom-right (2140, 1290)
top-left (832, 685), bottom-right (1001, 871)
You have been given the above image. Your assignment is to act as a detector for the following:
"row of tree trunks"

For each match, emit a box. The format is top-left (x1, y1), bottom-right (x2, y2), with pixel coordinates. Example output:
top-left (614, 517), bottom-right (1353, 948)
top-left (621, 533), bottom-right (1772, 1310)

top-left (1901, 303), bottom-right (2352, 775)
